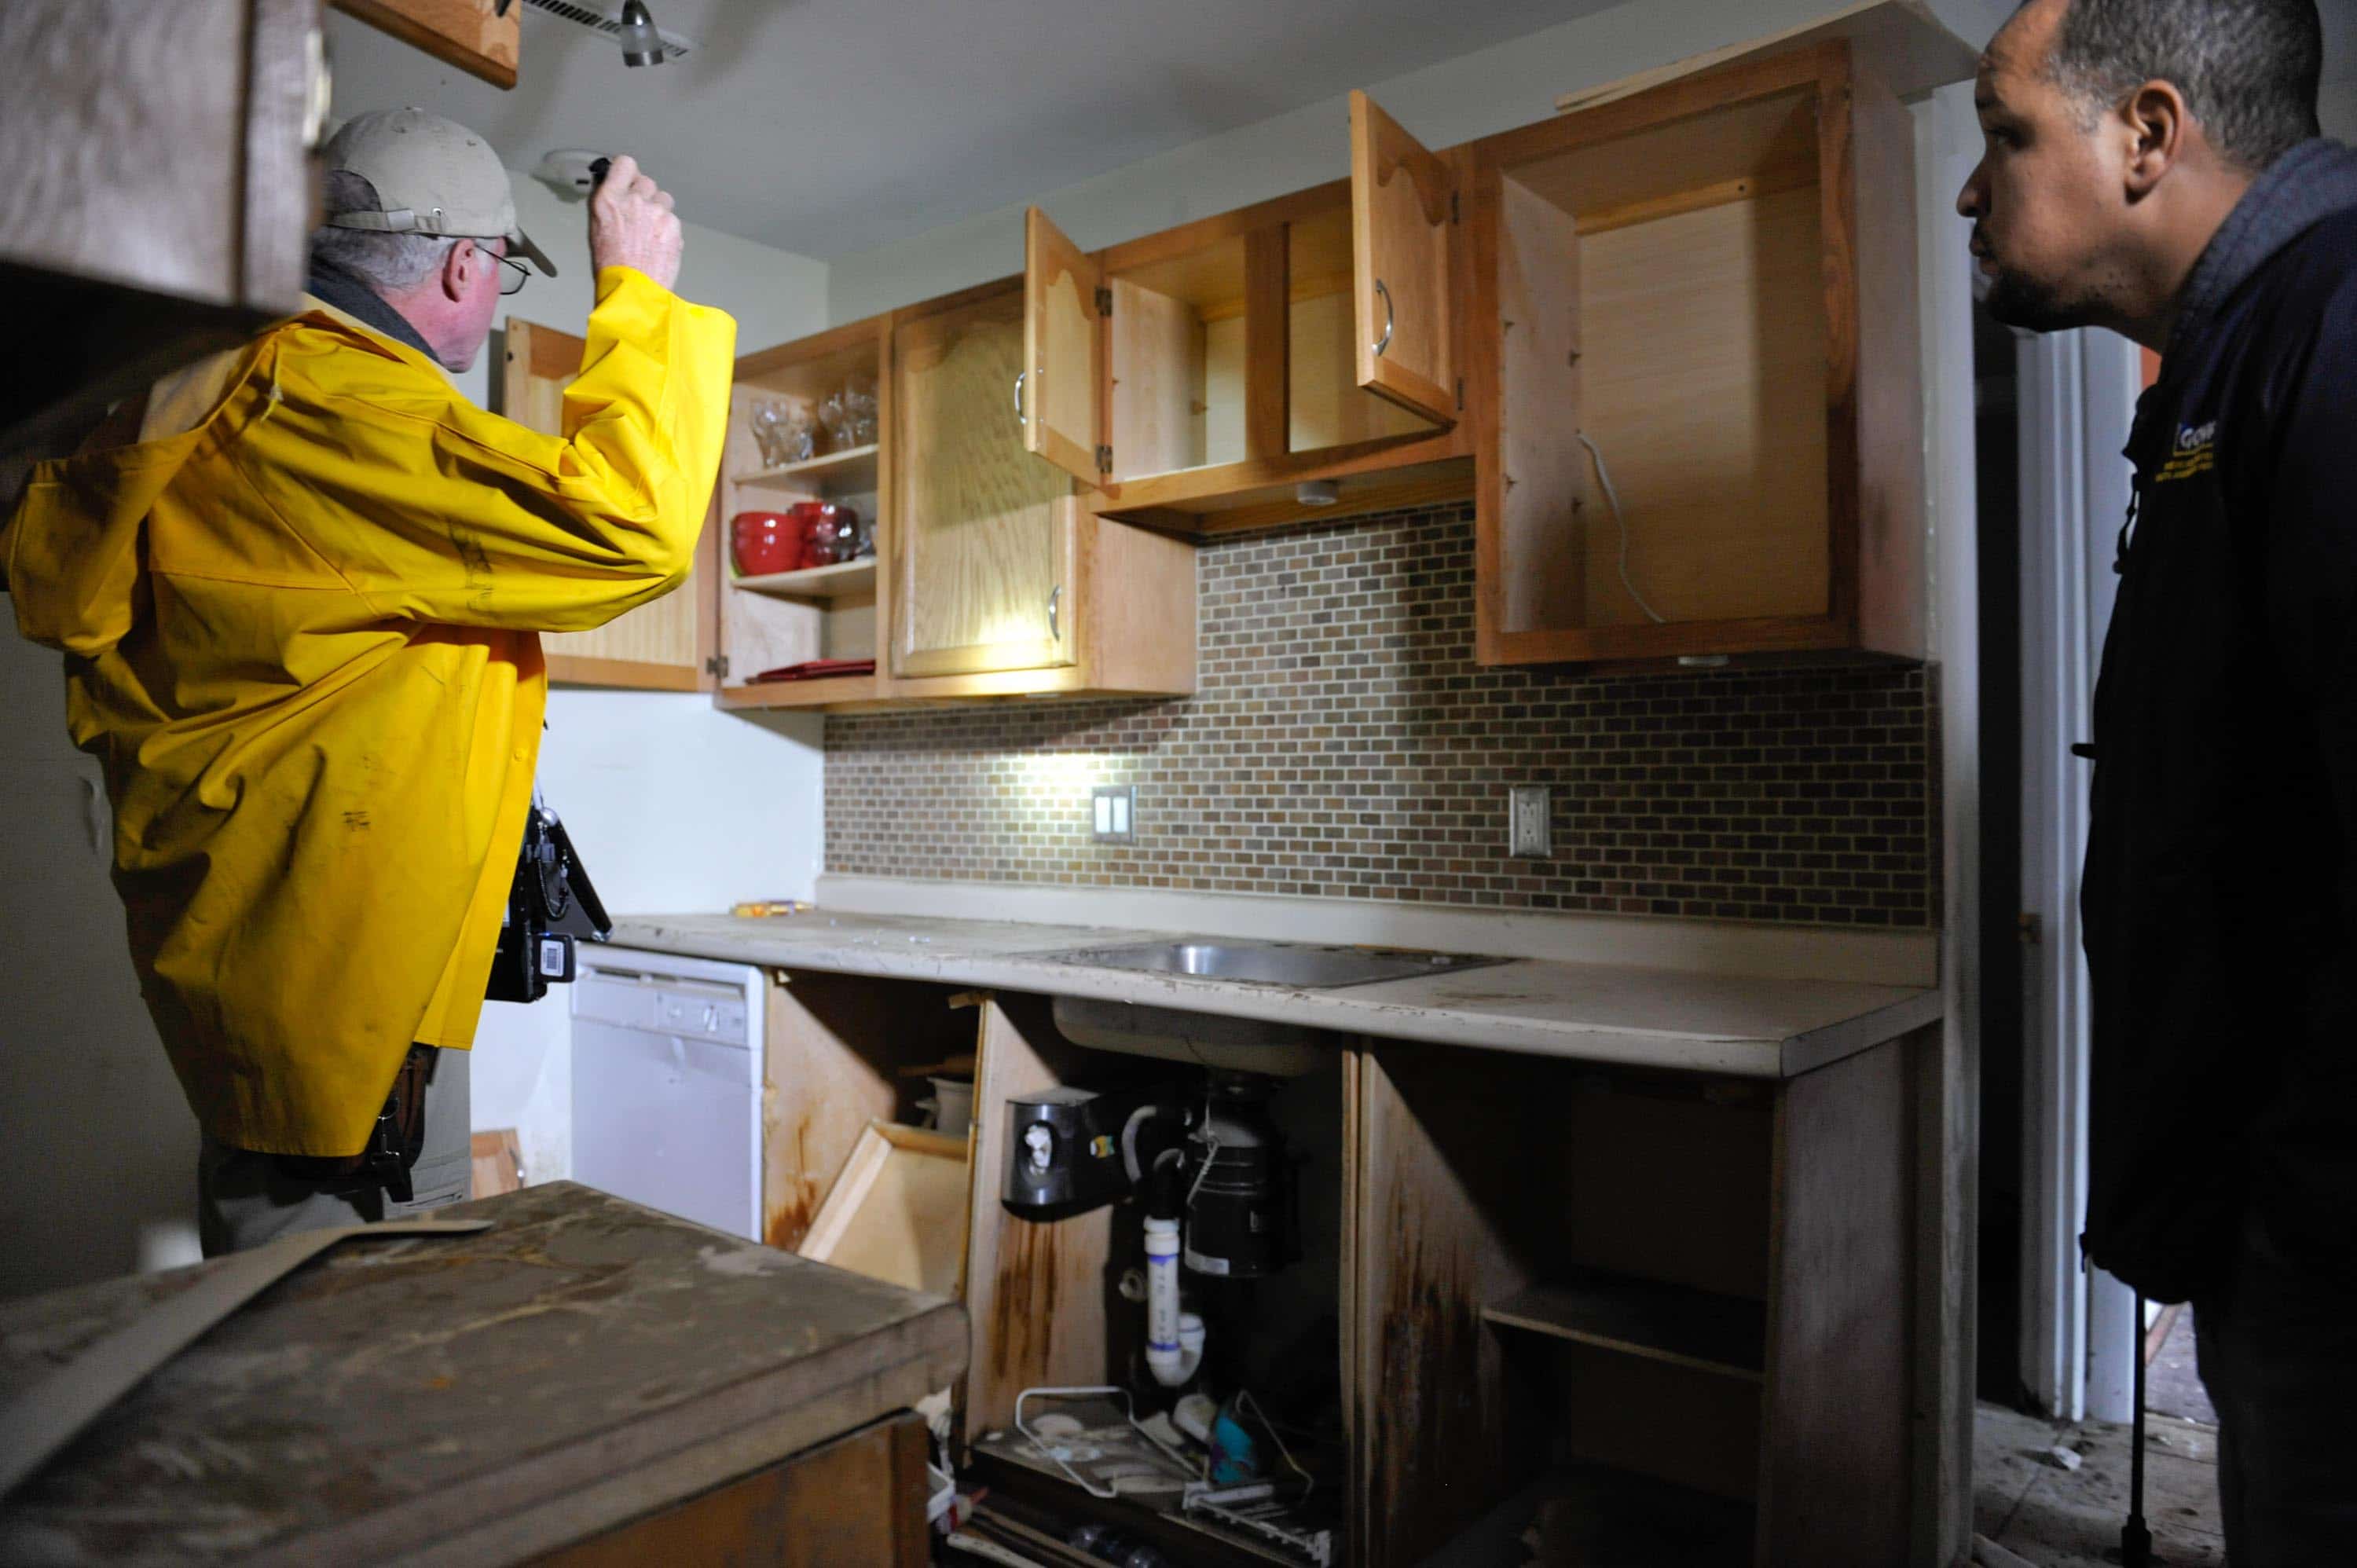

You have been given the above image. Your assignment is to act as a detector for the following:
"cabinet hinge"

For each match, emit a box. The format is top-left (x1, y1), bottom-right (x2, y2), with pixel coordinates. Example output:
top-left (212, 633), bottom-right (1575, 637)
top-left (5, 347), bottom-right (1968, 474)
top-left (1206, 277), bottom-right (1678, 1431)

top-left (705, 654), bottom-right (729, 680)
top-left (1095, 444), bottom-right (1113, 474)
top-left (1095, 286), bottom-right (1113, 317)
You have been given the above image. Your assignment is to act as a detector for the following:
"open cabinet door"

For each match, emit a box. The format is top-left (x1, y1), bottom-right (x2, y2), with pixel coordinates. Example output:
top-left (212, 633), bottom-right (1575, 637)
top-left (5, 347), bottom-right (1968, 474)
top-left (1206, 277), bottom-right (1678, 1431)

top-left (1022, 207), bottom-right (1110, 493)
top-left (1350, 91), bottom-right (1458, 428)
top-left (500, 317), bottom-right (717, 691)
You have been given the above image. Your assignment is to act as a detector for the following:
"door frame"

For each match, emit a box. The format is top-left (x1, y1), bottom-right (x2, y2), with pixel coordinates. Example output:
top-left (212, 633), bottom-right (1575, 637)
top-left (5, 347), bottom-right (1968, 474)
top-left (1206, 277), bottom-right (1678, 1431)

top-left (2014, 323), bottom-right (2142, 1423)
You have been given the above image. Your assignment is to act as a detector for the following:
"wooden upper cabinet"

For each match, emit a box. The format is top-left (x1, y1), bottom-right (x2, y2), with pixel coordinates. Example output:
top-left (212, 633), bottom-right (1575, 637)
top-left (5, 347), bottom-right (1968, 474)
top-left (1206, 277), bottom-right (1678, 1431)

top-left (499, 317), bottom-right (718, 691)
top-left (331, 0), bottom-right (521, 90)
top-left (1351, 91), bottom-right (1459, 430)
top-left (1468, 38), bottom-right (1927, 668)
top-left (893, 284), bottom-right (1079, 680)
top-left (1022, 207), bottom-right (1109, 493)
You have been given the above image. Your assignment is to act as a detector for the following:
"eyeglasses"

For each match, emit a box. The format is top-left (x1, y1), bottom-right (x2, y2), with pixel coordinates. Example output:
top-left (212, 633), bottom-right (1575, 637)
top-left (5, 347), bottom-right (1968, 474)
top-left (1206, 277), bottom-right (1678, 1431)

top-left (496, 253), bottom-right (530, 296)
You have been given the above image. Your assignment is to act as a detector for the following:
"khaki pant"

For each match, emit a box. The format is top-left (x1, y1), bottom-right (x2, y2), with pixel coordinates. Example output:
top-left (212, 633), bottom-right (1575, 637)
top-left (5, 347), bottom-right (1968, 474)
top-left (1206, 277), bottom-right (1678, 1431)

top-left (196, 1047), bottom-right (471, 1256)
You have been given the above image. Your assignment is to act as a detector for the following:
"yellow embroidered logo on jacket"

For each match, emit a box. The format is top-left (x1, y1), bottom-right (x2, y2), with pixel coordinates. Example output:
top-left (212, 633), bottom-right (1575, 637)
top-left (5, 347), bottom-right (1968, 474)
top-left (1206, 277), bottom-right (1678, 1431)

top-left (2156, 420), bottom-right (2216, 482)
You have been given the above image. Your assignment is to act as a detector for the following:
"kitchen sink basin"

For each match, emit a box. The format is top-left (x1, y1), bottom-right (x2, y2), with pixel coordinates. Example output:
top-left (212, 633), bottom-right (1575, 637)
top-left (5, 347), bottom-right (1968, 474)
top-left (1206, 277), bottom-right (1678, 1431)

top-left (1043, 938), bottom-right (1505, 991)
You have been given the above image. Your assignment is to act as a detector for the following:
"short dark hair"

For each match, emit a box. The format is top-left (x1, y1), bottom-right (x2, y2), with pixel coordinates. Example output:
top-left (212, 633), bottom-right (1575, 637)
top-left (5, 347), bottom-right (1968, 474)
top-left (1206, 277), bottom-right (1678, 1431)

top-left (2036, 0), bottom-right (2322, 168)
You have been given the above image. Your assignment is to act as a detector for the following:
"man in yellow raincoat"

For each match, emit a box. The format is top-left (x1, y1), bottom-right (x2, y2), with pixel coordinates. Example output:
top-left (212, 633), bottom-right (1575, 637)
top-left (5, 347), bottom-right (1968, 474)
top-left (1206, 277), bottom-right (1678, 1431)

top-left (2, 109), bottom-right (735, 1251)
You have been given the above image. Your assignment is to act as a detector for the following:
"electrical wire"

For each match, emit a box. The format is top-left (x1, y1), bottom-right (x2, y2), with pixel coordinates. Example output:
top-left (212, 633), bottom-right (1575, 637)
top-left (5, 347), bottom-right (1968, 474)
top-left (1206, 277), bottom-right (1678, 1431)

top-left (1578, 431), bottom-right (1666, 625)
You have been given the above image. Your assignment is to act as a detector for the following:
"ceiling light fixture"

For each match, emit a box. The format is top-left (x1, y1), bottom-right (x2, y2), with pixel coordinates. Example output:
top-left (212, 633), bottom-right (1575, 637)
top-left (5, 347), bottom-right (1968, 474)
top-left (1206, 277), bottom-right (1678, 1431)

top-left (1295, 480), bottom-right (1340, 507)
top-left (616, 0), bottom-right (666, 66)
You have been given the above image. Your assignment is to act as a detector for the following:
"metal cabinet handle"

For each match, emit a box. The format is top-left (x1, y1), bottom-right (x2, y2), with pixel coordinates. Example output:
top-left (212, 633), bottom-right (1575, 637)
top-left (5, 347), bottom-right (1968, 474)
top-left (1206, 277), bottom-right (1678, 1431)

top-left (1014, 369), bottom-right (1028, 425)
top-left (1371, 279), bottom-right (1394, 357)
top-left (1048, 585), bottom-right (1061, 639)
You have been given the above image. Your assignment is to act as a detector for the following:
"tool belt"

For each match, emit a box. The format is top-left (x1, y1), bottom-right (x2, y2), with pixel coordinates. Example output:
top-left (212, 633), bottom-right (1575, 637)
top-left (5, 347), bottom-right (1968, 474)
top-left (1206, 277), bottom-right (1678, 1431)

top-left (274, 1045), bottom-right (434, 1203)
top-left (486, 796), bottom-right (611, 1006)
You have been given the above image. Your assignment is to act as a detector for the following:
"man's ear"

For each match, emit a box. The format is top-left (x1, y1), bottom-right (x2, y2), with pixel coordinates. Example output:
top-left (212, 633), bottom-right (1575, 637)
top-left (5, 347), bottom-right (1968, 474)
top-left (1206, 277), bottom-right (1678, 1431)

top-left (441, 238), bottom-right (477, 303)
top-left (2121, 79), bottom-right (2190, 198)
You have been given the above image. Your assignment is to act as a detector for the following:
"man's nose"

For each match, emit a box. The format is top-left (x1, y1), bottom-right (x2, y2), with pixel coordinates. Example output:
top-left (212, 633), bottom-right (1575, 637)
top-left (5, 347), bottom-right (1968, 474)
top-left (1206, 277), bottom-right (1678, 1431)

top-left (1956, 165), bottom-right (1987, 220)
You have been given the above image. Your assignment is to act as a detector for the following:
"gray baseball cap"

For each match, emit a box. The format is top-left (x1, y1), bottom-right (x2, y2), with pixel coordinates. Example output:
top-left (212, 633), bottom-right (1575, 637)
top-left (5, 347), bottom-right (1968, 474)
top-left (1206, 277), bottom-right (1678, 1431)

top-left (321, 108), bottom-right (556, 277)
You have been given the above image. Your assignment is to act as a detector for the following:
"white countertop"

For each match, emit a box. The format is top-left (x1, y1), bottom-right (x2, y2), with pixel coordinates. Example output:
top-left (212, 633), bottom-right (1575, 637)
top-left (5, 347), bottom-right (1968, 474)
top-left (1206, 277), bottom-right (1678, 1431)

top-left (607, 910), bottom-right (1941, 1079)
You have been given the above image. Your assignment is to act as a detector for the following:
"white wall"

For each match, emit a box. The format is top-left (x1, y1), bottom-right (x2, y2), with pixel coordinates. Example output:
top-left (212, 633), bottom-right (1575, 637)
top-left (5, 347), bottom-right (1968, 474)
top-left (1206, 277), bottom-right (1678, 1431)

top-left (466, 174), bottom-right (830, 1188)
top-left (825, 0), bottom-right (2012, 322)
top-left (0, 178), bottom-right (824, 1298)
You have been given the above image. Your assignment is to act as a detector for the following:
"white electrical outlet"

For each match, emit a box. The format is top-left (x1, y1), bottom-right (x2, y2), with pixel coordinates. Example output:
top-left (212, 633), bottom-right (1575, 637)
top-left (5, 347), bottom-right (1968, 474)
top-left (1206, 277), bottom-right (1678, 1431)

top-left (1508, 785), bottom-right (1552, 858)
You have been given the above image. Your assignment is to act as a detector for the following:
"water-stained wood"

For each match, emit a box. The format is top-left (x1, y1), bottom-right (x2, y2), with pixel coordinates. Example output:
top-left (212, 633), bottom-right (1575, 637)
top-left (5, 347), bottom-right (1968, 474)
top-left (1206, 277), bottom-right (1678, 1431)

top-left (0, 1183), bottom-right (964, 1563)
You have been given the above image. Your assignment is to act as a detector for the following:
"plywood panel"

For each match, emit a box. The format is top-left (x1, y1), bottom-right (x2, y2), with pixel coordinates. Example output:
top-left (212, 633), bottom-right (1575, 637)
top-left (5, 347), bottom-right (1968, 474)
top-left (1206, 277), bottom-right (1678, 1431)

top-left (893, 285), bottom-right (1076, 677)
top-left (1851, 58), bottom-right (1926, 658)
top-left (1578, 186), bottom-right (1830, 628)
top-left (1512, 89), bottom-right (1819, 220)
top-left (1109, 279), bottom-right (1204, 478)
top-left (1758, 1033), bottom-right (1914, 1566)
top-left (799, 1122), bottom-right (970, 1298)
top-left (1289, 292), bottom-right (1432, 453)
top-left (758, 973), bottom-right (974, 1253)
top-left (1497, 174), bottom-right (1587, 636)
top-left (1351, 1047), bottom-right (1535, 1568)
top-left (960, 996), bottom-right (1115, 1449)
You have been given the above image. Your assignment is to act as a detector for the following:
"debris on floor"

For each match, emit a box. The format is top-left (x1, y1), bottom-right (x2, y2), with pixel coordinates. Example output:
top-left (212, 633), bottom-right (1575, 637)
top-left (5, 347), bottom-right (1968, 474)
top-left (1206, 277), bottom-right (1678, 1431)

top-left (1974, 1403), bottom-right (2223, 1568)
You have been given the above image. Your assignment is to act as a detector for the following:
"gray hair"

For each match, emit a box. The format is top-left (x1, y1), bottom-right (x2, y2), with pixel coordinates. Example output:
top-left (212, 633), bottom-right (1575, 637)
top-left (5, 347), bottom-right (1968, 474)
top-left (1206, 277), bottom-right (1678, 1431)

top-left (310, 170), bottom-right (460, 292)
top-left (2038, 0), bottom-right (2322, 170)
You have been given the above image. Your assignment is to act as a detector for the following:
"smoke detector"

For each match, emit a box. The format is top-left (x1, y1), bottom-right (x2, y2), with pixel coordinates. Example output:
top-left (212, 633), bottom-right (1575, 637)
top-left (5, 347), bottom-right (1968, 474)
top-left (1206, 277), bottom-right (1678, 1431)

top-left (519, 0), bottom-right (698, 62)
top-left (534, 148), bottom-right (612, 200)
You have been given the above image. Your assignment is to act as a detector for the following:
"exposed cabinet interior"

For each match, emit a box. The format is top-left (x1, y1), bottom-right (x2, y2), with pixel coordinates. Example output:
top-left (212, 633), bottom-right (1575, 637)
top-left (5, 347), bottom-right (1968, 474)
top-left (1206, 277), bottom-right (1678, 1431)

top-left (714, 317), bottom-right (890, 708)
top-left (1351, 1032), bottom-right (1920, 1568)
top-left (1027, 185), bottom-right (1468, 539)
top-left (1288, 206), bottom-right (1435, 455)
top-left (758, 970), bottom-right (981, 1253)
top-left (1472, 42), bottom-right (1925, 666)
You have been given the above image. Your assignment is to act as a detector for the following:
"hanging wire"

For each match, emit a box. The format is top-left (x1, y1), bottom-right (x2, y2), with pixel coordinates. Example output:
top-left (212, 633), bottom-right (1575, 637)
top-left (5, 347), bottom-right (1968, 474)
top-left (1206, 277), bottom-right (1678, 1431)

top-left (1578, 431), bottom-right (1666, 625)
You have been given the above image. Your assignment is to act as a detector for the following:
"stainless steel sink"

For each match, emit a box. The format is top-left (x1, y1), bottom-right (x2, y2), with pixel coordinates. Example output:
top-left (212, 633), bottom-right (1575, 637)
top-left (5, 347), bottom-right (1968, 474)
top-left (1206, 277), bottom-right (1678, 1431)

top-left (1044, 938), bottom-right (1505, 991)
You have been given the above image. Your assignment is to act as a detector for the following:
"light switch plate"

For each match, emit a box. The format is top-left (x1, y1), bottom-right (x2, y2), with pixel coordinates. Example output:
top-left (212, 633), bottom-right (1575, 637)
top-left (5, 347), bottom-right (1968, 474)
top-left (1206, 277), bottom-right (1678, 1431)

top-left (1092, 784), bottom-right (1137, 843)
top-left (1508, 785), bottom-right (1552, 858)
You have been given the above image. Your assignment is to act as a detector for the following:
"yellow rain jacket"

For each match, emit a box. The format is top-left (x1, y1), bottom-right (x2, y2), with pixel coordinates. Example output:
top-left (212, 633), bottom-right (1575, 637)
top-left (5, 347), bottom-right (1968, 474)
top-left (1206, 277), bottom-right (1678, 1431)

top-left (2, 266), bottom-right (735, 1156)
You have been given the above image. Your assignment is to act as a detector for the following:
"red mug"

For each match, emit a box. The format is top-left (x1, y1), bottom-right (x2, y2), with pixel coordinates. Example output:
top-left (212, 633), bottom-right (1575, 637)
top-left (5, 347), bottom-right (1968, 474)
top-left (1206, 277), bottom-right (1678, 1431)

top-left (792, 500), bottom-right (838, 567)
top-left (731, 511), bottom-right (801, 577)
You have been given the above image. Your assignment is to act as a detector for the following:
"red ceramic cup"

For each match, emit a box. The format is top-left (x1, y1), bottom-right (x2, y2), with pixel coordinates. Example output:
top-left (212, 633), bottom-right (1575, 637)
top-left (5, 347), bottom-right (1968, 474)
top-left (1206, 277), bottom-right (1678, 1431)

top-left (792, 500), bottom-right (838, 567)
top-left (731, 511), bottom-right (801, 577)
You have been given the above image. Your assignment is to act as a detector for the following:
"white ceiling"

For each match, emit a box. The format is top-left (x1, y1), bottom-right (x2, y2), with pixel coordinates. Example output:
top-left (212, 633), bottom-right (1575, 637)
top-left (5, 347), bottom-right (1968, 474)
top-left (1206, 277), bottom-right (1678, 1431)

top-left (324, 0), bottom-right (1616, 260)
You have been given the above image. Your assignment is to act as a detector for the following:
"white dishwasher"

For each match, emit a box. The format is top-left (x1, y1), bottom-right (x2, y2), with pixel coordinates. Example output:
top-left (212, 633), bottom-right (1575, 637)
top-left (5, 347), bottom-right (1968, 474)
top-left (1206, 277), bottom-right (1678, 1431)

top-left (570, 946), bottom-right (765, 1241)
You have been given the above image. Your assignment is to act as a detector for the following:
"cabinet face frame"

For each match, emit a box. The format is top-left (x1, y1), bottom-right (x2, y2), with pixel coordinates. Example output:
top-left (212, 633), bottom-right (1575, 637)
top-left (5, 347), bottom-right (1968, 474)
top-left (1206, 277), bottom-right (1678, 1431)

top-left (500, 316), bottom-right (720, 692)
top-left (330, 0), bottom-right (520, 90)
top-left (1468, 40), bottom-right (1920, 669)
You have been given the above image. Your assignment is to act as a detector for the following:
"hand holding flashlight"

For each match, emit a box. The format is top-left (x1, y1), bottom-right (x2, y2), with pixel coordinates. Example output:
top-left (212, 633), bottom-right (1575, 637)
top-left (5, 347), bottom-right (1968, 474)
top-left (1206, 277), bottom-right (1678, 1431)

top-left (586, 154), bottom-right (683, 292)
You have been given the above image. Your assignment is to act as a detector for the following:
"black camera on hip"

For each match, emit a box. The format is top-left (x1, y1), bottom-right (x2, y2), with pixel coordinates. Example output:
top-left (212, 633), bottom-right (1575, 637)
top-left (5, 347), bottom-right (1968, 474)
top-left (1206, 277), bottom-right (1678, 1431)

top-left (486, 798), bottom-right (610, 1004)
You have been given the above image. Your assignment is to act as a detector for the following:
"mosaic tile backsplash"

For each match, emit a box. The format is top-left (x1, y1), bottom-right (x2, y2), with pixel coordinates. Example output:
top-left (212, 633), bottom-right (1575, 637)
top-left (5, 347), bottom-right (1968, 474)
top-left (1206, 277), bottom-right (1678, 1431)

top-left (825, 504), bottom-right (1937, 926)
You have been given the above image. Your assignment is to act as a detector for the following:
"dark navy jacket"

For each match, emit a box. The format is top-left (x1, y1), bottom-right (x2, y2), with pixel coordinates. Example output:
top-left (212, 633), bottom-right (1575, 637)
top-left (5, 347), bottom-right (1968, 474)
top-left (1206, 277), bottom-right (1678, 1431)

top-left (2084, 139), bottom-right (2357, 1302)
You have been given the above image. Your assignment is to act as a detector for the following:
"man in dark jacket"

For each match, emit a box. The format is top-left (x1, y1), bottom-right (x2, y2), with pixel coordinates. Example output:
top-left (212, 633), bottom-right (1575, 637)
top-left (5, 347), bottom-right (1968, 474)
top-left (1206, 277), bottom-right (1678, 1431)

top-left (1959, 0), bottom-right (2354, 1559)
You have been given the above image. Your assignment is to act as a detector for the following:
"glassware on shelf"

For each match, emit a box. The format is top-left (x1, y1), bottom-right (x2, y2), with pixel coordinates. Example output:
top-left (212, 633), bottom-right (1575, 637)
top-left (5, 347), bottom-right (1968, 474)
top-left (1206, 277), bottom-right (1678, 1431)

top-left (816, 372), bottom-right (880, 454)
top-left (748, 400), bottom-right (816, 468)
top-left (841, 372), bottom-right (878, 448)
